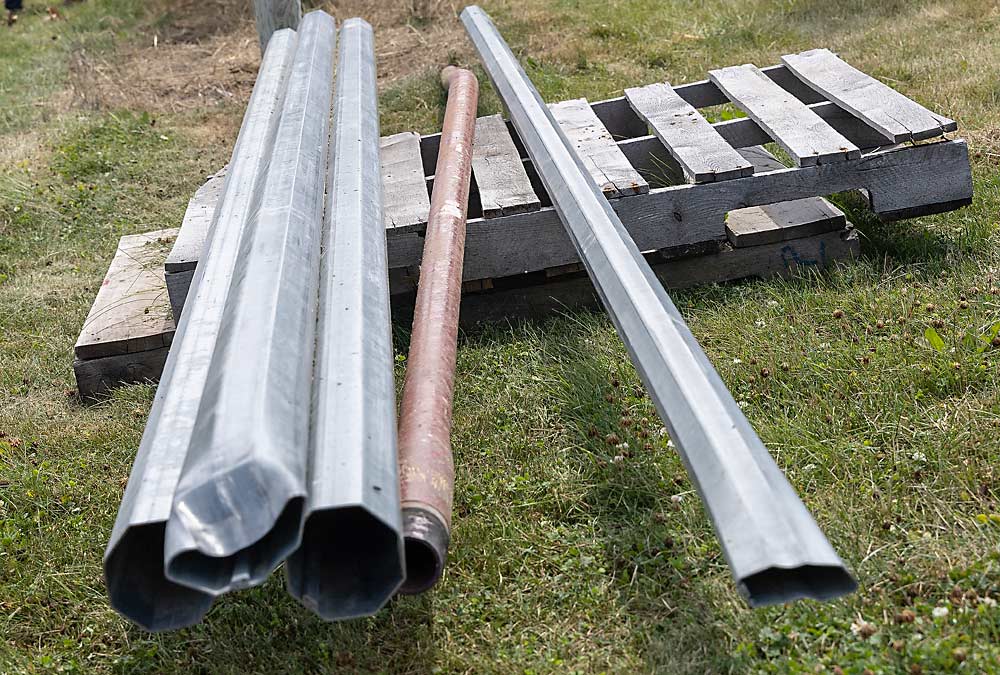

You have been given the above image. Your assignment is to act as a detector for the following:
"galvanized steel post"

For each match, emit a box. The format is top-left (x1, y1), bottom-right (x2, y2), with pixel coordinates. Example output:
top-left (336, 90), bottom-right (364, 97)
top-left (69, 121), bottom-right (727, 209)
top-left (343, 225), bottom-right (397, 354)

top-left (461, 5), bottom-right (856, 606)
top-left (103, 29), bottom-right (298, 631)
top-left (396, 65), bottom-right (479, 595)
top-left (162, 11), bottom-right (337, 596)
top-left (285, 18), bottom-right (406, 620)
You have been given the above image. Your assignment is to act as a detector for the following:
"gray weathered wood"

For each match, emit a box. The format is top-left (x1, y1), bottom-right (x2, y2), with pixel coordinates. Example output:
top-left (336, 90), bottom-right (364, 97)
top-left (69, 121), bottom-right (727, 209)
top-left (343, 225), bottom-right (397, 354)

top-left (75, 229), bottom-right (177, 360)
top-left (710, 63), bottom-right (861, 166)
top-left (381, 131), bottom-right (431, 228)
top-left (73, 348), bottom-right (171, 400)
top-left (472, 114), bottom-right (541, 217)
top-left (253, 0), bottom-right (302, 51)
top-left (726, 146), bottom-right (847, 247)
top-left (385, 140), bottom-right (971, 284)
top-left (727, 198), bottom-right (846, 248)
top-left (781, 49), bottom-right (957, 143)
top-left (549, 98), bottom-right (648, 197)
top-left (625, 81), bottom-right (753, 183)
top-left (165, 167), bottom-right (226, 273)
top-left (390, 227), bottom-right (859, 324)
top-left (165, 268), bottom-right (194, 322)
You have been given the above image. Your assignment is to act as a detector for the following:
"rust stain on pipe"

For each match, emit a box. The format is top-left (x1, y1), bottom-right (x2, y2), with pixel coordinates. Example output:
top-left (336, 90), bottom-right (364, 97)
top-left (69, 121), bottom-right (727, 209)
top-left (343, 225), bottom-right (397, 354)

top-left (396, 65), bottom-right (478, 594)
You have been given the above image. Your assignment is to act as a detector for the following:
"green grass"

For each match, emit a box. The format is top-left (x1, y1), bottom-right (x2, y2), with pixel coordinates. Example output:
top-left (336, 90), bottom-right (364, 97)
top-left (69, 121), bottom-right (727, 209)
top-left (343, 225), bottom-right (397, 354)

top-left (2, 0), bottom-right (1000, 673)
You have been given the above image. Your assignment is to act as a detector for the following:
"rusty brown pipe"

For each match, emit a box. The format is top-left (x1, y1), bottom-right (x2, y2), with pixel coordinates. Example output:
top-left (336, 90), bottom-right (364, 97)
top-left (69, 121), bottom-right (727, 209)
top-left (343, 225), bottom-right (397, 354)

top-left (396, 65), bottom-right (479, 595)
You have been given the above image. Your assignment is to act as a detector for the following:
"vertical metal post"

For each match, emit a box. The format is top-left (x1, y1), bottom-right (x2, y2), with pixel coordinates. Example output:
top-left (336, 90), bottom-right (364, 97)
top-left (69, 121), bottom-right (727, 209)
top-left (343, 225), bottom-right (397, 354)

top-left (253, 0), bottom-right (302, 52)
top-left (396, 66), bottom-right (479, 595)
top-left (285, 18), bottom-right (406, 621)
top-left (162, 11), bottom-right (337, 596)
top-left (461, 6), bottom-right (856, 607)
top-left (103, 29), bottom-right (298, 632)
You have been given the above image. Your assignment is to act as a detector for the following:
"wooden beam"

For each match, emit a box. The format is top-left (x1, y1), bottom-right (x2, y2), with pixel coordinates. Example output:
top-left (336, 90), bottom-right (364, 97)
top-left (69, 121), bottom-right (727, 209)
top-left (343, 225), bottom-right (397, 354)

top-left (385, 140), bottom-right (971, 282)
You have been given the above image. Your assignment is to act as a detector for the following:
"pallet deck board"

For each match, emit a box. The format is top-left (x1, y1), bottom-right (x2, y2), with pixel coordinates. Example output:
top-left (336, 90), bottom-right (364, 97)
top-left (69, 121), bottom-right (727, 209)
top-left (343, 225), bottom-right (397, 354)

top-left (75, 229), bottom-right (177, 361)
top-left (782, 48), bottom-right (957, 143)
top-left (709, 63), bottom-right (861, 167)
top-left (625, 82), bottom-right (754, 183)
top-left (380, 131), bottom-right (430, 228)
top-left (471, 114), bottom-right (541, 217)
top-left (549, 98), bottom-right (649, 197)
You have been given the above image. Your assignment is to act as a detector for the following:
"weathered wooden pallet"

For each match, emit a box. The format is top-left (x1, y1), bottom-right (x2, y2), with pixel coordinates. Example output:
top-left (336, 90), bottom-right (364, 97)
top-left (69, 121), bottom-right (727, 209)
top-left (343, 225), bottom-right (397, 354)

top-left (73, 229), bottom-right (177, 398)
top-left (84, 47), bottom-right (972, 393)
top-left (384, 49), bottom-right (970, 305)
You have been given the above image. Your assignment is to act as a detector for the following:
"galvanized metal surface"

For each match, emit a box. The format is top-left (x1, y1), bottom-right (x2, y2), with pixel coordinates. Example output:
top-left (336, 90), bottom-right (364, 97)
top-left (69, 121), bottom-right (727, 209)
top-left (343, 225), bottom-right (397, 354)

top-left (103, 29), bottom-right (298, 631)
top-left (461, 5), bottom-right (856, 606)
top-left (162, 11), bottom-right (337, 596)
top-left (285, 18), bottom-right (405, 620)
top-left (396, 66), bottom-right (479, 595)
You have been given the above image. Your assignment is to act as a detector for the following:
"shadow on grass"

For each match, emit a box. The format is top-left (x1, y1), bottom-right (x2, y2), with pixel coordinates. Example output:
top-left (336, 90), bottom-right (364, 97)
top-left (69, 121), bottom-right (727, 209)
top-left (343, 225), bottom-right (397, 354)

top-left (127, 577), bottom-right (439, 673)
top-left (534, 314), bottom-right (736, 673)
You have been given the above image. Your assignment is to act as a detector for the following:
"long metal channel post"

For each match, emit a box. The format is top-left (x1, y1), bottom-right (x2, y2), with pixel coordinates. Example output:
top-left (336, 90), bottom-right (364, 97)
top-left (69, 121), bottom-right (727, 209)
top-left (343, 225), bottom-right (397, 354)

top-left (461, 6), bottom-right (856, 606)
top-left (162, 11), bottom-right (337, 596)
top-left (285, 18), bottom-right (405, 620)
top-left (396, 66), bottom-right (479, 595)
top-left (102, 30), bottom-right (298, 632)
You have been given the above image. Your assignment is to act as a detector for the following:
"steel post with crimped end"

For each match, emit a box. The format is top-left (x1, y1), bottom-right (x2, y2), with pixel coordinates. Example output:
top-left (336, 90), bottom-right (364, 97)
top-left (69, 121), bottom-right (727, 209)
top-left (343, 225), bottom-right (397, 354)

top-left (284, 17), bottom-right (405, 620)
top-left (396, 65), bottom-right (479, 595)
top-left (461, 5), bottom-right (857, 607)
top-left (102, 28), bottom-right (298, 632)
top-left (161, 10), bottom-right (337, 597)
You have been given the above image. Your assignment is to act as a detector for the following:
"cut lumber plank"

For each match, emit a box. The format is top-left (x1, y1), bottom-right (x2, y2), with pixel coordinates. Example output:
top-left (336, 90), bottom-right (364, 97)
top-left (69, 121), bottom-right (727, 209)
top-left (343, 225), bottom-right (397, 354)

top-left (727, 198), bottom-right (846, 248)
top-left (726, 145), bottom-right (847, 247)
top-left (74, 229), bottom-right (177, 360)
top-left (164, 169), bottom-right (226, 321)
top-left (709, 63), bottom-right (861, 166)
top-left (549, 98), bottom-right (648, 197)
top-left (472, 114), bottom-right (541, 217)
top-left (165, 167), bottom-right (226, 273)
top-left (781, 48), bottom-right (957, 143)
top-left (625, 81), bottom-right (753, 183)
top-left (381, 131), bottom-right (431, 228)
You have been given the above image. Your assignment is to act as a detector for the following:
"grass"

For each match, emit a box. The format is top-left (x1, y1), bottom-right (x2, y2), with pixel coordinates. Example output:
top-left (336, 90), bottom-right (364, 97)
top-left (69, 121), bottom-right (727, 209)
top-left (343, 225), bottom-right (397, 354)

top-left (1, 0), bottom-right (999, 672)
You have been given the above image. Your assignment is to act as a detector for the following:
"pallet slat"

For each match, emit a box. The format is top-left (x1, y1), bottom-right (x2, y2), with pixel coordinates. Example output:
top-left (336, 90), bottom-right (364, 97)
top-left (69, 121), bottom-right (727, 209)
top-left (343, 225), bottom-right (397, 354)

top-left (380, 131), bottom-right (430, 228)
top-left (781, 49), bottom-right (957, 143)
top-left (549, 98), bottom-right (648, 197)
top-left (625, 82), bottom-right (754, 183)
top-left (709, 63), bottom-right (861, 166)
top-left (471, 114), bottom-right (541, 217)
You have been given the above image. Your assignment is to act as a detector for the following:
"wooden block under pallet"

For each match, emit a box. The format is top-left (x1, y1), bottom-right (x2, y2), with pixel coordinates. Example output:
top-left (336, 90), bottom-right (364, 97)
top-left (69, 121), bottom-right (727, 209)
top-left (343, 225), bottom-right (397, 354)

top-left (73, 229), bottom-right (177, 399)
